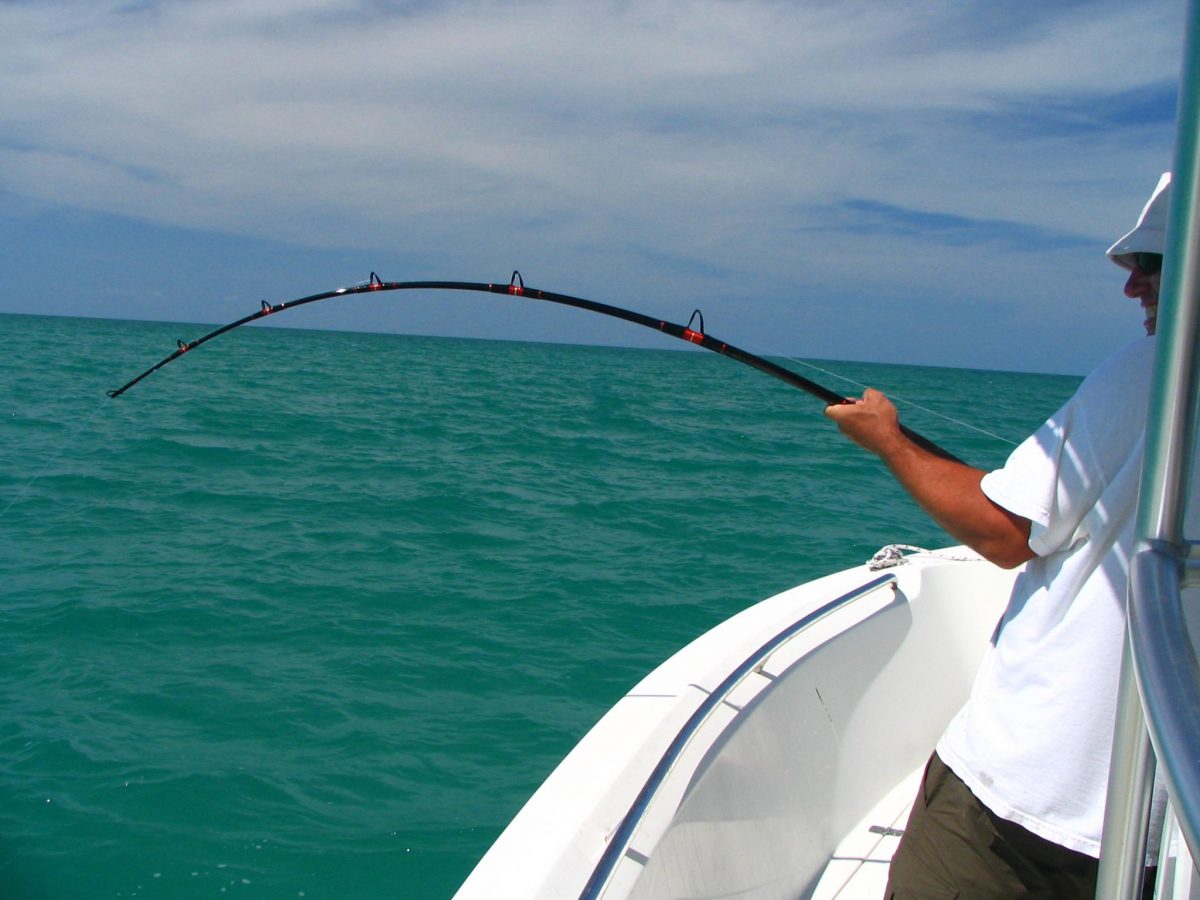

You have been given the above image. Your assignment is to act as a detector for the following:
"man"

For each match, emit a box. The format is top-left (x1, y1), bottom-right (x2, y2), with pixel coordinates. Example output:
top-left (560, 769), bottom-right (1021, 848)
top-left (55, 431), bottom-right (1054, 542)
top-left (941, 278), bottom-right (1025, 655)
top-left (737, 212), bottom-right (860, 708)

top-left (825, 173), bottom-right (1179, 898)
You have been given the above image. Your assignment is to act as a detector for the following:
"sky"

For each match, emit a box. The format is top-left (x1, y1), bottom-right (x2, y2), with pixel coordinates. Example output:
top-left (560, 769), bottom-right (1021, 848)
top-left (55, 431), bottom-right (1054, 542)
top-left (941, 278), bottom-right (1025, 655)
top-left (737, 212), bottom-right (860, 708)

top-left (0, 0), bottom-right (1187, 375)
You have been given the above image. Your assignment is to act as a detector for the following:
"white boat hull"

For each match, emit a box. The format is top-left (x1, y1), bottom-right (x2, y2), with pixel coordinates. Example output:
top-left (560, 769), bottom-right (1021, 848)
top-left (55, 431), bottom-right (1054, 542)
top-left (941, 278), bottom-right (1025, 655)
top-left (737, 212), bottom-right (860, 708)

top-left (456, 548), bottom-right (1018, 899)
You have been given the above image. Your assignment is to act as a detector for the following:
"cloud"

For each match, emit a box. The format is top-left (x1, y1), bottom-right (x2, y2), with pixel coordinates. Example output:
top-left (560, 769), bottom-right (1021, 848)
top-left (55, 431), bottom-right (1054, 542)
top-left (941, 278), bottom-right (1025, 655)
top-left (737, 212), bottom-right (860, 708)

top-left (826, 199), bottom-right (1095, 252)
top-left (0, 0), bottom-right (1186, 372)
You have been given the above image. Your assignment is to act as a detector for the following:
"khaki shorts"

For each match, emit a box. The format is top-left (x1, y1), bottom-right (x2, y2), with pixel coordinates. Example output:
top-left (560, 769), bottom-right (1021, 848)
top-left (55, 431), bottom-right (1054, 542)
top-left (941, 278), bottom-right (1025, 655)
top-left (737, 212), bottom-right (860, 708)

top-left (885, 753), bottom-right (1153, 900)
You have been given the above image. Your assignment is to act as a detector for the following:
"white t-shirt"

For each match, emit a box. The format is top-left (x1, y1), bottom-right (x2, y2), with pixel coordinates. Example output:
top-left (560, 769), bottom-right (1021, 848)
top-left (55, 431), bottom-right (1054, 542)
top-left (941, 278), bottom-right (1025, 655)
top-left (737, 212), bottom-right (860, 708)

top-left (935, 336), bottom-right (1185, 857)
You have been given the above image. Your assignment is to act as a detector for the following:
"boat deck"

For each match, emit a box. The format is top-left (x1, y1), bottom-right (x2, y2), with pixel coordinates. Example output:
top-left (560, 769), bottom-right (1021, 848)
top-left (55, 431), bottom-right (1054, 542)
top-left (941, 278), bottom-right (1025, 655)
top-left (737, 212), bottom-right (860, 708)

top-left (812, 767), bottom-right (921, 898)
top-left (455, 554), bottom-right (1017, 900)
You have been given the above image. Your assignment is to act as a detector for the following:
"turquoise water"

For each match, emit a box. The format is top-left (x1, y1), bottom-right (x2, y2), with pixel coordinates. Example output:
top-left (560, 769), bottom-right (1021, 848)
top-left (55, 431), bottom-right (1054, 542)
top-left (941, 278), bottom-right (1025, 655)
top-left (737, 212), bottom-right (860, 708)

top-left (1, 312), bottom-right (1081, 898)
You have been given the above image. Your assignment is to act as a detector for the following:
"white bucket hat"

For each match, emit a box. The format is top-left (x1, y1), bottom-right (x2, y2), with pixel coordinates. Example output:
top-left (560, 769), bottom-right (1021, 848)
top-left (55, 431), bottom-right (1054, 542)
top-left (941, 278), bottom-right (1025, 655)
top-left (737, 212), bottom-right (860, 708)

top-left (1107, 172), bottom-right (1172, 270)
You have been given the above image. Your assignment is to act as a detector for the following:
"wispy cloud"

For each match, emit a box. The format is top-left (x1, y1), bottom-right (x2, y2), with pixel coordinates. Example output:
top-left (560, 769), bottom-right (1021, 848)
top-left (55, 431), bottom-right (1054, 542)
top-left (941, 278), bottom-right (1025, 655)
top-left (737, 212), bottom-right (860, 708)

top-left (0, 0), bottom-right (1185, 372)
top-left (827, 199), bottom-right (1095, 251)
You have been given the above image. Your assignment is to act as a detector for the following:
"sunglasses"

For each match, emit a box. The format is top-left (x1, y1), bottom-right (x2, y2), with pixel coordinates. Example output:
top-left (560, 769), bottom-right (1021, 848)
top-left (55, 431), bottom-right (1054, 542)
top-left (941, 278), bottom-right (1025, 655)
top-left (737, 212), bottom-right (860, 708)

top-left (1134, 252), bottom-right (1164, 274)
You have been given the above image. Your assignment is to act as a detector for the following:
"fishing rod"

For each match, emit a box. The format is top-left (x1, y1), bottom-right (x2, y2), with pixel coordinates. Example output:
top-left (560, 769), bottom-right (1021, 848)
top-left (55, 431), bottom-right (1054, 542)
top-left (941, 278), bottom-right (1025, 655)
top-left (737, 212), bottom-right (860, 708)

top-left (106, 271), bottom-right (963, 463)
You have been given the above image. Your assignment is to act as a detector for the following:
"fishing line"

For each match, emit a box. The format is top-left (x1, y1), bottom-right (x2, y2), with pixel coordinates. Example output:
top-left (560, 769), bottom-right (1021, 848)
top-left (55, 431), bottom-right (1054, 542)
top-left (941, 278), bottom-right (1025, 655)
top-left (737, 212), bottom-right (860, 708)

top-left (0, 399), bottom-right (109, 521)
top-left (104, 271), bottom-right (965, 463)
top-left (771, 354), bottom-right (1020, 448)
top-left (708, 326), bottom-right (1021, 449)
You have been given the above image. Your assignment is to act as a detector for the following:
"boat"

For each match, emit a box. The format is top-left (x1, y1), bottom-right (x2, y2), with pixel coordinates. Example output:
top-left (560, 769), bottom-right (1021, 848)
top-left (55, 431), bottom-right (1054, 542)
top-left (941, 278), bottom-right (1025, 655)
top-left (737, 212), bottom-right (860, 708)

top-left (454, 546), bottom-right (1016, 898)
top-left (455, 0), bottom-right (1200, 895)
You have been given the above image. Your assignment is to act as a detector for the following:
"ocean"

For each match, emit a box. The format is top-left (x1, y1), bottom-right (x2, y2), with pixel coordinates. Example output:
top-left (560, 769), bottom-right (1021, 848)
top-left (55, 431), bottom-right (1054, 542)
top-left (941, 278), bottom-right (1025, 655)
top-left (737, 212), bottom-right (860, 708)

top-left (1, 312), bottom-right (1081, 899)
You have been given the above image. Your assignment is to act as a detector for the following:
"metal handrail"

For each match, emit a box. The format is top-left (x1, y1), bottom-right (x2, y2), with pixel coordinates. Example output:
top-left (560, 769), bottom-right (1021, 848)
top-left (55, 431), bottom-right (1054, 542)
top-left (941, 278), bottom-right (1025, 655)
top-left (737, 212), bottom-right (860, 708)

top-left (1099, 0), bottom-right (1200, 893)
top-left (580, 572), bottom-right (898, 899)
top-left (1129, 543), bottom-right (1200, 856)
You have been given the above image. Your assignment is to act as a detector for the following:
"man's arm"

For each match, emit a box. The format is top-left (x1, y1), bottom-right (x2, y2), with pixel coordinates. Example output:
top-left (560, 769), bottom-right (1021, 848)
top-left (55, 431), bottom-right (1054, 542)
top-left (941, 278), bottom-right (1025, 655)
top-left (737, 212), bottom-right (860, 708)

top-left (825, 389), bottom-right (1035, 569)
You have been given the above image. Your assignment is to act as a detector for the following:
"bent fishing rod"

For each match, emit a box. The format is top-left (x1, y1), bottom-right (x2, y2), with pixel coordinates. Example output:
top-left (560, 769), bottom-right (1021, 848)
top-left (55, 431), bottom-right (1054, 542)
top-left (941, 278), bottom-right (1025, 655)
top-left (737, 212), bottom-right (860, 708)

top-left (106, 270), bottom-right (963, 463)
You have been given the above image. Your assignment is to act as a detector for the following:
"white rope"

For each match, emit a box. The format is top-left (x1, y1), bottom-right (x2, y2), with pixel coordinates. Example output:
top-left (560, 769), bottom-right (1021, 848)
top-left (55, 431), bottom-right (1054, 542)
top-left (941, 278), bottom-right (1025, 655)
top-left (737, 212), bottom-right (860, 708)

top-left (867, 544), bottom-right (982, 570)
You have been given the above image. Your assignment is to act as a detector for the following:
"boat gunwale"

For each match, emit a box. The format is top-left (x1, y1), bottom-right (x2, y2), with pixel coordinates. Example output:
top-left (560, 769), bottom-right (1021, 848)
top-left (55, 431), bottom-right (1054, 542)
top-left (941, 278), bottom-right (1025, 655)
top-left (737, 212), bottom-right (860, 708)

top-left (579, 571), bottom-right (899, 899)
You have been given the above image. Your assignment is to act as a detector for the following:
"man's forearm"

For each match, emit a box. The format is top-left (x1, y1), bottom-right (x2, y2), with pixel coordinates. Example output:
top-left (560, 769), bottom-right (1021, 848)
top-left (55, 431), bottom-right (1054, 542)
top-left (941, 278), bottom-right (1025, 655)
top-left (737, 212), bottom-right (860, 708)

top-left (825, 389), bottom-right (1034, 569)
top-left (875, 435), bottom-right (1033, 569)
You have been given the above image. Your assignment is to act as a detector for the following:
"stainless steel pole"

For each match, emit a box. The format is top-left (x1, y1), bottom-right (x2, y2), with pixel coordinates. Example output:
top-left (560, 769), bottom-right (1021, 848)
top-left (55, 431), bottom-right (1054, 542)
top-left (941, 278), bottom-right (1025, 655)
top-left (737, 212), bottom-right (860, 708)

top-left (1097, 0), bottom-right (1200, 894)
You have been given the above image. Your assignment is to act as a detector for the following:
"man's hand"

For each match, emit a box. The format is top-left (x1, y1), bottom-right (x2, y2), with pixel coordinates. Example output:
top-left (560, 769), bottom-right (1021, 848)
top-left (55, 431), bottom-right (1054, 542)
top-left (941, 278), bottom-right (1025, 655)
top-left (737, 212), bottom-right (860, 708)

top-left (824, 388), bottom-right (904, 455)
top-left (824, 388), bottom-right (1034, 569)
